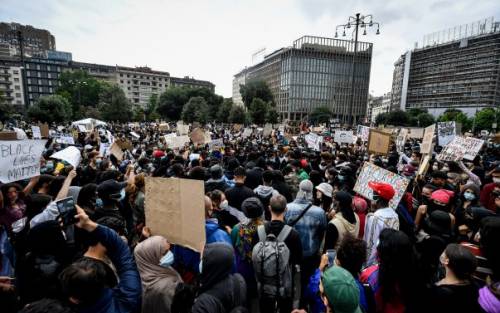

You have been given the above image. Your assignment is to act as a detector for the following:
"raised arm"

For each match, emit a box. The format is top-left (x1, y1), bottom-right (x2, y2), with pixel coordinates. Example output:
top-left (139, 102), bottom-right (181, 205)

top-left (55, 170), bottom-right (77, 200)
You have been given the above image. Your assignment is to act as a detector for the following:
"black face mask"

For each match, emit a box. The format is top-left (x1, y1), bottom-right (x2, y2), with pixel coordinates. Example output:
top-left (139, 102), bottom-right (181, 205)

top-left (421, 196), bottom-right (431, 206)
top-left (429, 202), bottom-right (448, 213)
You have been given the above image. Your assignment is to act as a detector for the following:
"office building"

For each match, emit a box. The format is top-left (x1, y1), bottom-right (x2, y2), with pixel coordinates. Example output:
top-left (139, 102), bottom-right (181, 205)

top-left (391, 18), bottom-right (500, 117)
top-left (233, 35), bottom-right (373, 122)
top-left (232, 69), bottom-right (247, 106)
top-left (0, 22), bottom-right (56, 57)
top-left (115, 66), bottom-right (170, 106)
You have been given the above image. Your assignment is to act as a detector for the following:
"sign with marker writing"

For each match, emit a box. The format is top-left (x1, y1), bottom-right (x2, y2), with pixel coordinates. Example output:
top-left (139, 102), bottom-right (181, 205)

top-left (51, 146), bottom-right (81, 168)
top-left (0, 140), bottom-right (47, 183)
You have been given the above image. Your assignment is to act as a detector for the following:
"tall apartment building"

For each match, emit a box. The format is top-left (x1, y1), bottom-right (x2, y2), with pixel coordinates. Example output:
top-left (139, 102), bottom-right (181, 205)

top-left (0, 22), bottom-right (56, 57)
top-left (233, 35), bottom-right (373, 122)
top-left (171, 76), bottom-right (214, 92)
top-left (0, 64), bottom-right (24, 108)
top-left (115, 66), bottom-right (171, 106)
top-left (391, 18), bottom-right (500, 117)
top-left (232, 69), bottom-right (247, 106)
top-left (367, 92), bottom-right (392, 123)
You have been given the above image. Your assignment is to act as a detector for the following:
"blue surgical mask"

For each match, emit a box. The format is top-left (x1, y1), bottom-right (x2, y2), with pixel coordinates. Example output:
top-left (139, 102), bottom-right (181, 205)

top-left (96, 198), bottom-right (103, 208)
top-left (198, 260), bottom-right (203, 274)
top-left (119, 188), bottom-right (126, 201)
top-left (463, 192), bottom-right (476, 201)
top-left (338, 175), bottom-right (345, 181)
top-left (96, 159), bottom-right (102, 167)
top-left (159, 250), bottom-right (175, 268)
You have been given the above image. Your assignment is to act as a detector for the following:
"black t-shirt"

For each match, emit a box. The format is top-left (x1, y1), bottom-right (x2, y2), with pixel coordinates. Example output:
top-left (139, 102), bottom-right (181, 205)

top-left (225, 183), bottom-right (255, 211)
top-left (252, 220), bottom-right (303, 266)
top-left (429, 283), bottom-right (482, 313)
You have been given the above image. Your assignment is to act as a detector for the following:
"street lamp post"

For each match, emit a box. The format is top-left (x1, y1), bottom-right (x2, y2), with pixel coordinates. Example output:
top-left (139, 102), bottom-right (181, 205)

top-left (335, 13), bottom-right (380, 125)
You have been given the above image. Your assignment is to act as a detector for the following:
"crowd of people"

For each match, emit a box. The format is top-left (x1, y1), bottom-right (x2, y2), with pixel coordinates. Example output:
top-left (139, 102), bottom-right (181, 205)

top-left (0, 120), bottom-right (499, 313)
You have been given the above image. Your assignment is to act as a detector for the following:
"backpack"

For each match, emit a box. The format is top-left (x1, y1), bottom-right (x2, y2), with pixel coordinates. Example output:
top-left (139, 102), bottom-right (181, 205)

top-left (252, 224), bottom-right (292, 299)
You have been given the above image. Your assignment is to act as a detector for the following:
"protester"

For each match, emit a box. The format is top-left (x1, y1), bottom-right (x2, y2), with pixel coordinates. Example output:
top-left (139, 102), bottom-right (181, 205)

top-left (225, 166), bottom-right (255, 211)
top-left (324, 191), bottom-right (359, 250)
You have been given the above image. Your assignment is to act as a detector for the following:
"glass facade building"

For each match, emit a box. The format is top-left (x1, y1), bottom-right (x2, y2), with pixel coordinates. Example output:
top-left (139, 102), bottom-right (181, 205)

top-left (234, 36), bottom-right (373, 122)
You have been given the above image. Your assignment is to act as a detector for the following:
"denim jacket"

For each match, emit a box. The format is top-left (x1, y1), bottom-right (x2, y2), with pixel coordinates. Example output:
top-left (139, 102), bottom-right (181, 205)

top-left (285, 199), bottom-right (327, 257)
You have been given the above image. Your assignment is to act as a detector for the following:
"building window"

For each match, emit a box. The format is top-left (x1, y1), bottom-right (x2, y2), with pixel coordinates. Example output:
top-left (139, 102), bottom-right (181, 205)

top-left (14, 78), bottom-right (19, 82)
top-left (15, 93), bottom-right (21, 97)
top-left (13, 70), bottom-right (19, 74)
top-left (120, 74), bottom-right (123, 77)
top-left (120, 80), bottom-right (124, 83)
top-left (15, 85), bottom-right (20, 90)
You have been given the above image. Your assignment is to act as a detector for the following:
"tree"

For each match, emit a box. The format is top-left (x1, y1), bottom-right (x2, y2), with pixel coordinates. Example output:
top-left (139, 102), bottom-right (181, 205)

top-left (56, 70), bottom-right (104, 119)
top-left (375, 112), bottom-right (388, 126)
top-left (132, 106), bottom-right (145, 122)
top-left (438, 109), bottom-right (472, 132)
top-left (98, 83), bottom-right (132, 122)
top-left (229, 105), bottom-right (246, 124)
top-left (416, 113), bottom-right (435, 127)
top-left (217, 98), bottom-right (234, 123)
top-left (249, 98), bottom-right (269, 125)
top-left (240, 80), bottom-right (274, 108)
top-left (0, 91), bottom-right (13, 121)
top-left (266, 107), bottom-right (279, 124)
top-left (309, 106), bottom-right (332, 124)
top-left (83, 106), bottom-right (102, 120)
top-left (474, 108), bottom-right (499, 132)
top-left (181, 96), bottom-right (209, 123)
top-left (385, 110), bottom-right (410, 126)
top-left (27, 95), bottom-right (72, 123)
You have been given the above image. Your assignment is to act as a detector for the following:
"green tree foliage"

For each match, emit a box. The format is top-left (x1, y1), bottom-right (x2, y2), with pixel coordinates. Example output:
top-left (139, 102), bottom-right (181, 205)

top-left (83, 106), bottom-right (102, 120)
top-left (309, 106), bottom-right (333, 124)
top-left (266, 107), bottom-right (279, 124)
top-left (27, 95), bottom-right (72, 123)
top-left (217, 98), bottom-right (234, 123)
top-left (416, 113), bottom-right (435, 127)
top-left (375, 112), bottom-right (388, 126)
top-left (240, 80), bottom-right (274, 108)
top-left (144, 94), bottom-right (160, 121)
top-left (56, 70), bottom-right (103, 119)
top-left (132, 107), bottom-right (145, 122)
top-left (229, 105), bottom-right (246, 124)
top-left (0, 91), bottom-right (14, 121)
top-left (249, 98), bottom-right (269, 125)
top-left (474, 108), bottom-right (499, 132)
top-left (385, 110), bottom-right (410, 126)
top-left (98, 83), bottom-right (132, 122)
top-left (438, 109), bottom-right (472, 132)
top-left (157, 87), bottom-right (223, 121)
top-left (181, 96), bottom-right (209, 123)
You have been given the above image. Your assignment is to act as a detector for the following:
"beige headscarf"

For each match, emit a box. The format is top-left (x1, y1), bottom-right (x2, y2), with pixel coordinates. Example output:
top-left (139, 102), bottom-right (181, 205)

top-left (134, 236), bottom-right (183, 313)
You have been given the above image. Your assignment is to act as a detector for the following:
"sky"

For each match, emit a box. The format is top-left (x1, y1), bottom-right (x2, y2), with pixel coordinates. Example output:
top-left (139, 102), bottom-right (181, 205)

top-left (1, 0), bottom-right (499, 98)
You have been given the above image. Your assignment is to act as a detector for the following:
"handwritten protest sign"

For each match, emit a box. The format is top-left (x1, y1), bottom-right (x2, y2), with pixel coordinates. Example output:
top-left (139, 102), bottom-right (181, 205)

top-left (367, 129), bottom-right (391, 155)
top-left (356, 125), bottom-right (370, 142)
top-left (354, 162), bottom-right (410, 209)
top-left (334, 130), bottom-right (354, 144)
top-left (56, 136), bottom-right (75, 145)
top-left (145, 177), bottom-right (206, 252)
top-left (130, 131), bottom-right (140, 139)
top-left (170, 135), bottom-right (190, 149)
top-left (110, 142), bottom-right (124, 161)
top-left (263, 124), bottom-right (273, 137)
top-left (115, 138), bottom-right (133, 150)
top-left (242, 128), bottom-right (253, 139)
top-left (40, 123), bottom-right (49, 138)
top-left (0, 140), bottom-right (47, 183)
top-left (437, 136), bottom-right (484, 162)
top-left (305, 133), bottom-right (322, 151)
top-left (233, 124), bottom-right (243, 132)
top-left (208, 138), bottom-right (223, 150)
top-left (408, 128), bottom-right (424, 139)
top-left (176, 121), bottom-right (189, 135)
top-left (396, 129), bottom-right (408, 152)
top-left (31, 126), bottom-right (41, 139)
top-left (421, 124), bottom-right (435, 155)
top-left (418, 155), bottom-right (431, 177)
top-left (437, 122), bottom-right (456, 146)
top-left (51, 146), bottom-right (81, 168)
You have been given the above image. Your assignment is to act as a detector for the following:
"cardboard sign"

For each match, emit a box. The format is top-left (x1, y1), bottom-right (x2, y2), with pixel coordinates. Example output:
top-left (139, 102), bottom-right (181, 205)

top-left (32, 126), bottom-right (42, 139)
top-left (437, 136), bottom-right (484, 162)
top-left (40, 123), bottom-right (50, 138)
top-left (421, 124), bottom-right (435, 155)
top-left (190, 128), bottom-right (206, 145)
top-left (51, 146), bottom-right (81, 168)
top-left (408, 128), bottom-right (424, 139)
top-left (356, 125), bottom-right (370, 142)
top-left (334, 130), bottom-right (354, 144)
top-left (145, 177), bottom-right (206, 252)
top-left (418, 155), bottom-right (431, 177)
top-left (0, 132), bottom-right (18, 140)
top-left (177, 121), bottom-right (189, 135)
top-left (115, 138), bottom-right (133, 151)
top-left (159, 123), bottom-right (169, 131)
top-left (0, 139), bottom-right (47, 183)
top-left (110, 142), bottom-right (124, 161)
top-left (367, 129), bottom-right (391, 155)
top-left (396, 128), bottom-right (408, 153)
top-left (437, 122), bottom-right (456, 146)
top-left (353, 162), bottom-right (410, 209)
top-left (263, 124), bottom-right (273, 137)
top-left (305, 133), bottom-right (322, 151)
top-left (56, 136), bottom-right (75, 145)
top-left (170, 135), bottom-right (190, 149)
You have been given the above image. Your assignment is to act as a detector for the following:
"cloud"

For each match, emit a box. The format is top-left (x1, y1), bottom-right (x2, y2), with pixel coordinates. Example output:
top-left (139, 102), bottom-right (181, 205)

top-left (1, 0), bottom-right (499, 99)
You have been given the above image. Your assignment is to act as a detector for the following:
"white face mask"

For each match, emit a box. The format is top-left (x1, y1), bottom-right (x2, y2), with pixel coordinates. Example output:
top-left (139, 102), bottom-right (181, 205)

top-left (432, 165), bottom-right (439, 171)
top-left (493, 177), bottom-right (500, 184)
top-left (319, 164), bottom-right (326, 171)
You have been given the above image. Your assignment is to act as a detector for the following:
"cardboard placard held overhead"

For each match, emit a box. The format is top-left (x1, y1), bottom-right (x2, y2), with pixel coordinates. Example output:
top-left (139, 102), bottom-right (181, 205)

top-left (0, 132), bottom-right (18, 140)
top-left (421, 124), bottom-right (435, 155)
top-left (190, 128), bottom-right (206, 145)
top-left (0, 139), bottom-right (47, 183)
top-left (408, 128), bottom-right (424, 139)
top-left (110, 142), bottom-right (124, 161)
top-left (334, 130), bottom-right (354, 144)
top-left (418, 155), bottom-right (431, 177)
top-left (40, 123), bottom-right (50, 138)
top-left (31, 126), bottom-right (42, 139)
top-left (145, 177), bottom-right (206, 252)
top-left (354, 162), bottom-right (410, 209)
top-left (51, 146), bottom-right (82, 168)
top-left (356, 125), bottom-right (370, 142)
top-left (437, 121), bottom-right (456, 146)
top-left (115, 138), bottom-right (133, 151)
top-left (396, 128), bottom-right (408, 152)
top-left (367, 129), bottom-right (391, 155)
top-left (437, 136), bottom-right (484, 162)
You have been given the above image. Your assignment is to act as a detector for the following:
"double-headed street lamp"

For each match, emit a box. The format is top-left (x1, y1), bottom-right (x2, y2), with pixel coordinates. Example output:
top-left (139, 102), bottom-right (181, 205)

top-left (335, 13), bottom-right (380, 125)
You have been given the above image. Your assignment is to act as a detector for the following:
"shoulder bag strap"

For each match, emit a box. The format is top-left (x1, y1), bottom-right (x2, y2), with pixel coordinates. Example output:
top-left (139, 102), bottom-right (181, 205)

top-left (257, 225), bottom-right (267, 242)
top-left (277, 225), bottom-right (292, 242)
top-left (289, 204), bottom-right (313, 227)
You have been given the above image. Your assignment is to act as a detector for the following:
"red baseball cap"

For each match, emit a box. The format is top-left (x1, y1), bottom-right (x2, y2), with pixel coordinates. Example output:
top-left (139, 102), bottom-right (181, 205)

top-left (368, 181), bottom-right (395, 201)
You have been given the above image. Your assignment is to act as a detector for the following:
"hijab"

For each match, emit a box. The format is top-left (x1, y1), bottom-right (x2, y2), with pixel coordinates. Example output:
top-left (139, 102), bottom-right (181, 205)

top-left (134, 236), bottom-right (182, 313)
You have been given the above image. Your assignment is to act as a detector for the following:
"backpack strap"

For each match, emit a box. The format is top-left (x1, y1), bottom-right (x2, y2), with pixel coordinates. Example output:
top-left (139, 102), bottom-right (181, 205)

top-left (277, 225), bottom-right (292, 242)
top-left (288, 203), bottom-right (313, 227)
top-left (257, 225), bottom-right (267, 242)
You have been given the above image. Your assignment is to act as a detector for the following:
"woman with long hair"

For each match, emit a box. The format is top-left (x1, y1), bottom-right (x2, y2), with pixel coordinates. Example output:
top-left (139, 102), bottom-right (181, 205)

top-left (324, 191), bottom-right (359, 251)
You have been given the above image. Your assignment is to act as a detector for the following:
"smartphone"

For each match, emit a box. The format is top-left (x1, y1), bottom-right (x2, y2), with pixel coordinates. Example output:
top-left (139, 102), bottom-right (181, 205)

top-left (56, 197), bottom-right (77, 226)
top-left (326, 249), bottom-right (337, 268)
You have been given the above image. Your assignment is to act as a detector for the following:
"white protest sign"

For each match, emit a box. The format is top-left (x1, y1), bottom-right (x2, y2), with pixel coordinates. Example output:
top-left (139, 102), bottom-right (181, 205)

top-left (356, 125), bottom-right (370, 142)
top-left (263, 124), bottom-right (273, 137)
top-left (437, 121), bottom-right (456, 146)
top-left (242, 128), bottom-right (253, 139)
top-left (437, 136), bottom-right (484, 162)
top-left (334, 130), bottom-right (354, 144)
top-left (0, 140), bottom-right (47, 183)
top-left (77, 125), bottom-right (87, 132)
top-left (354, 162), bottom-right (410, 209)
top-left (51, 146), bottom-right (81, 168)
top-left (176, 121), bottom-right (189, 135)
top-left (208, 138), bottom-right (223, 150)
top-left (421, 124), bottom-right (435, 155)
top-left (305, 133), bottom-right (322, 151)
top-left (171, 135), bottom-right (190, 149)
top-left (130, 131), bottom-right (140, 139)
top-left (99, 143), bottom-right (110, 157)
top-left (56, 136), bottom-right (75, 145)
top-left (31, 126), bottom-right (41, 139)
top-left (13, 128), bottom-right (27, 140)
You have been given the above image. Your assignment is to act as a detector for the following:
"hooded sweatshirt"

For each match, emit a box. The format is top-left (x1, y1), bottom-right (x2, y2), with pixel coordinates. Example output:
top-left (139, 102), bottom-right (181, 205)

top-left (192, 243), bottom-right (246, 313)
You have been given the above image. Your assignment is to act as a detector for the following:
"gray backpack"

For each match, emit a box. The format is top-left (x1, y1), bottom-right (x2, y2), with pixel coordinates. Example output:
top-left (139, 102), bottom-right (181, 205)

top-left (252, 225), bottom-right (292, 299)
